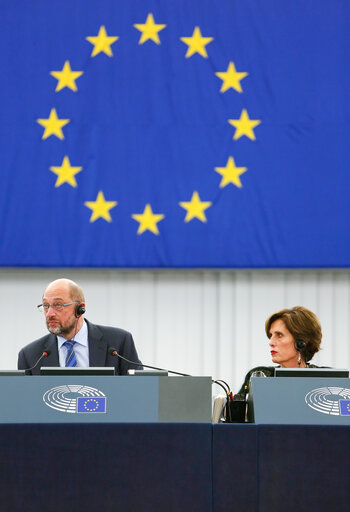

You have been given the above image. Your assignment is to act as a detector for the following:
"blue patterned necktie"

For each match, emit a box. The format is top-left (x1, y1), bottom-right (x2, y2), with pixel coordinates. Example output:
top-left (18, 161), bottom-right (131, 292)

top-left (63, 340), bottom-right (77, 367)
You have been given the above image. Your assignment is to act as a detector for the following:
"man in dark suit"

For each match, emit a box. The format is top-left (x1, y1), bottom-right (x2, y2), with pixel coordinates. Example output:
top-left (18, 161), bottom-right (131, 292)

top-left (18, 278), bottom-right (142, 375)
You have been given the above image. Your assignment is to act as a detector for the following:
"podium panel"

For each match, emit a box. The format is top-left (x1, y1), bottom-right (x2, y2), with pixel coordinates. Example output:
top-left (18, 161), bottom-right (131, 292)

top-left (250, 377), bottom-right (350, 424)
top-left (0, 375), bottom-right (212, 423)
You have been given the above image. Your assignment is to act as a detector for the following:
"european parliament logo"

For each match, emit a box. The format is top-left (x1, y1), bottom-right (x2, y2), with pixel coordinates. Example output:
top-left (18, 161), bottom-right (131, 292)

top-left (305, 387), bottom-right (350, 416)
top-left (43, 385), bottom-right (107, 414)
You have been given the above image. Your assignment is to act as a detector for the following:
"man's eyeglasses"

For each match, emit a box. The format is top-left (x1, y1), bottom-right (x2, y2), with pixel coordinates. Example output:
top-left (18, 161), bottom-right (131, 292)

top-left (37, 302), bottom-right (79, 313)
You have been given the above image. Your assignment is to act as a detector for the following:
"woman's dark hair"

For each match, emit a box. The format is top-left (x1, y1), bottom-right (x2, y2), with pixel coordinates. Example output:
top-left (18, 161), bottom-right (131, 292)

top-left (265, 306), bottom-right (322, 362)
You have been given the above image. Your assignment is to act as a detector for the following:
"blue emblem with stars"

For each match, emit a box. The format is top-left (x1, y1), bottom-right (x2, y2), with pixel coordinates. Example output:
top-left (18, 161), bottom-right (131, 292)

top-left (77, 397), bottom-right (106, 414)
top-left (339, 400), bottom-right (350, 416)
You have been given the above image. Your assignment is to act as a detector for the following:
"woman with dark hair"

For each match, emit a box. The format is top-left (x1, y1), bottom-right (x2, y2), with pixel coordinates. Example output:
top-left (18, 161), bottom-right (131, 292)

top-left (237, 306), bottom-right (322, 397)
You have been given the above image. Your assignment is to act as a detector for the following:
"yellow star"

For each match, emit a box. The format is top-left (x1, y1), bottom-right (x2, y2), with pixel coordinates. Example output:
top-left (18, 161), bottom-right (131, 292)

top-left (84, 191), bottom-right (117, 222)
top-left (37, 108), bottom-right (70, 140)
top-left (179, 191), bottom-right (212, 222)
top-left (215, 62), bottom-right (248, 93)
top-left (228, 109), bottom-right (261, 140)
top-left (50, 61), bottom-right (83, 92)
top-left (132, 204), bottom-right (165, 235)
top-left (215, 157), bottom-right (247, 188)
top-left (50, 156), bottom-right (83, 188)
top-left (134, 13), bottom-right (166, 45)
top-left (86, 26), bottom-right (119, 57)
top-left (180, 26), bottom-right (213, 58)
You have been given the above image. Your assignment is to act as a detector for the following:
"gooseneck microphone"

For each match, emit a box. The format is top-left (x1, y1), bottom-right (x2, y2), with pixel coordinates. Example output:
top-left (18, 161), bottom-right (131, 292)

top-left (108, 347), bottom-right (190, 376)
top-left (108, 347), bottom-right (231, 396)
top-left (25, 349), bottom-right (51, 374)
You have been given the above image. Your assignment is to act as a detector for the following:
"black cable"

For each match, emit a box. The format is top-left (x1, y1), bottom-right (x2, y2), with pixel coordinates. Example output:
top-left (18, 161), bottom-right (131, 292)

top-left (213, 379), bottom-right (231, 393)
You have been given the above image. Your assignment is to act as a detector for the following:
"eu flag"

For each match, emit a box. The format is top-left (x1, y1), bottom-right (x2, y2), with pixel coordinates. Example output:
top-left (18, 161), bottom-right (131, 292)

top-left (0, 0), bottom-right (349, 267)
top-left (339, 400), bottom-right (350, 416)
top-left (77, 396), bottom-right (106, 413)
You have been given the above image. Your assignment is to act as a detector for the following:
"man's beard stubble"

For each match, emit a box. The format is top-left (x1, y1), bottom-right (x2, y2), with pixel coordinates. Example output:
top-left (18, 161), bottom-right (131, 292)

top-left (46, 317), bottom-right (77, 337)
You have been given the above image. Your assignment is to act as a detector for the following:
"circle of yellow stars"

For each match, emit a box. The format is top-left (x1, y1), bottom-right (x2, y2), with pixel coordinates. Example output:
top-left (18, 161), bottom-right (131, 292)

top-left (83, 398), bottom-right (100, 411)
top-left (36, 15), bottom-right (262, 234)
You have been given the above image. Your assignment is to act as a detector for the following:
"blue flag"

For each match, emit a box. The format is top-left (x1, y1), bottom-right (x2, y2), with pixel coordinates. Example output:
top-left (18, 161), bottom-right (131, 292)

top-left (77, 396), bottom-right (106, 413)
top-left (339, 400), bottom-right (350, 416)
top-left (0, 0), bottom-right (349, 267)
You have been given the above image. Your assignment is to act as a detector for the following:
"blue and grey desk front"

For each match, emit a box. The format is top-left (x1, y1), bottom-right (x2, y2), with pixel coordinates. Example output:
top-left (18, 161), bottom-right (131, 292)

top-left (249, 377), bottom-right (350, 424)
top-left (1, 376), bottom-right (350, 512)
top-left (0, 375), bottom-right (212, 423)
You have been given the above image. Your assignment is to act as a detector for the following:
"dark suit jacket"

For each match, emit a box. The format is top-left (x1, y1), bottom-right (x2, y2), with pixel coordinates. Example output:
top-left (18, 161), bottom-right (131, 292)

top-left (17, 319), bottom-right (142, 375)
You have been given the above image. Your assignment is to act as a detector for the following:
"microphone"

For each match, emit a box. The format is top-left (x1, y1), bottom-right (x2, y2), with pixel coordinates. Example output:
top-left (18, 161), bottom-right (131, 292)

top-left (108, 347), bottom-right (235, 423)
top-left (108, 347), bottom-right (190, 376)
top-left (25, 350), bottom-right (51, 375)
top-left (108, 347), bottom-right (231, 397)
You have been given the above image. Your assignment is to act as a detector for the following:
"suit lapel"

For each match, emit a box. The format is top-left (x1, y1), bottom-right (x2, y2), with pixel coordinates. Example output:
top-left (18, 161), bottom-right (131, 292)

top-left (86, 320), bottom-right (107, 367)
top-left (43, 334), bottom-right (60, 366)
